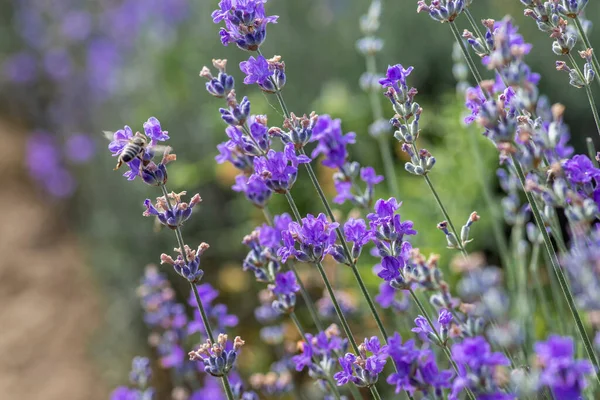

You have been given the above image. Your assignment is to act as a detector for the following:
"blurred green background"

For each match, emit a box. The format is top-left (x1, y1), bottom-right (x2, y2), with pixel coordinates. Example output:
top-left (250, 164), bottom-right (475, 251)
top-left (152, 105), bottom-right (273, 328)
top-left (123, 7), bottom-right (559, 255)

top-left (0, 0), bottom-right (598, 398)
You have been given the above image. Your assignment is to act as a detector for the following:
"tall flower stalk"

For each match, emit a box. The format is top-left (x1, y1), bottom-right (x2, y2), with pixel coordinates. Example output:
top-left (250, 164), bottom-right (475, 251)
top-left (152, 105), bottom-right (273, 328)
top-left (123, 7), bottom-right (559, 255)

top-left (414, 3), bottom-right (600, 381)
top-left (107, 118), bottom-right (242, 399)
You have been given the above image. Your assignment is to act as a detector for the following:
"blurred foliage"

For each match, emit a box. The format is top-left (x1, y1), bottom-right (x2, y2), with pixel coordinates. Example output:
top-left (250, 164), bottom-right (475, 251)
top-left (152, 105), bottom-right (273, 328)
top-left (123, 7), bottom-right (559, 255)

top-left (1, 0), bottom-right (599, 393)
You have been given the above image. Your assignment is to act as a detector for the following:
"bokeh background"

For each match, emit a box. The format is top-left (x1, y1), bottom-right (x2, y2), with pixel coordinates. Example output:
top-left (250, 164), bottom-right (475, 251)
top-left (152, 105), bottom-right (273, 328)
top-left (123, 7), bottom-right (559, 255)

top-left (0, 0), bottom-right (598, 399)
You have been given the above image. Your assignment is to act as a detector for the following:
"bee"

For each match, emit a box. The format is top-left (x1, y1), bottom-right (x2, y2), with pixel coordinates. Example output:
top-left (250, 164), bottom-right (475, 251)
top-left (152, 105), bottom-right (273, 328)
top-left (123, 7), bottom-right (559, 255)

top-left (114, 132), bottom-right (148, 170)
top-left (103, 131), bottom-right (169, 170)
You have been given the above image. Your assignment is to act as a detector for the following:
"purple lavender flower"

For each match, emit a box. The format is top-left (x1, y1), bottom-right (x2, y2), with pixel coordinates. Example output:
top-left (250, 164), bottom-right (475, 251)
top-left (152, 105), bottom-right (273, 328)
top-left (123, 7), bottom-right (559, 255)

top-left (344, 218), bottom-right (373, 260)
top-left (143, 192), bottom-right (202, 229)
top-left (450, 336), bottom-right (512, 400)
top-left (189, 334), bottom-right (245, 377)
top-left (257, 213), bottom-right (293, 250)
top-left (379, 64), bottom-right (413, 92)
top-left (239, 54), bottom-right (286, 93)
top-left (375, 283), bottom-right (410, 312)
top-left (563, 154), bottom-right (600, 185)
top-left (311, 115), bottom-right (356, 169)
top-left (293, 325), bottom-right (347, 380)
top-left (270, 271), bottom-right (299, 313)
top-left (411, 309), bottom-right (452, 345)
top-left (212, 0), bottom-right (279, 51)
top-left (200, 59), bottom-right (235, 98)
top-left (160, 243), bottom-right (209, 283)
top-left (232, 175), bottom-right (272, 208)
top-left (334, 336), bottom-right (388, 387)
top-left (251, 143), bottom-right (311, 193)
top-left (534, 335), bottom-right (594, 400)
top-left (277, 213), bottom-right (339, 263)
top-left (220, 94), bottom-right (251, 126)
top-left (143, 117), bottom-right (170, 145)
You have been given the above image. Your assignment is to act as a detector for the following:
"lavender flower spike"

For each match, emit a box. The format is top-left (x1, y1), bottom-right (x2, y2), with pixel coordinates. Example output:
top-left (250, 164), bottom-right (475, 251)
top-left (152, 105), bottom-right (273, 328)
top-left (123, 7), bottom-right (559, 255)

top-left (212, 0), bottom-right (279, 51)
top-left (160, 243), bottom-right (209, 283)
top-left (269, 271), bottom-right (300, 314)
top-left (189, 334), bottom-right (245, 377)
top-left (334, 336), bottom-right (388, 387)
top-left (240, 54), bottom-right (286, 93)
top-left (278, 213), bottom-right (339, 263)
top-left (143, 191), bottom-right (202, 229)
top-left (251, 143), bottom-right (311, 193)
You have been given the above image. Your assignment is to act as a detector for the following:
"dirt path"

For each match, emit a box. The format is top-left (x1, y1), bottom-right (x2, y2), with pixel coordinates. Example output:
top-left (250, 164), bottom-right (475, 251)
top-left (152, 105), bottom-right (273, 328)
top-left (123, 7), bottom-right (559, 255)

top-left (0, 122), bottom-right (107, 399)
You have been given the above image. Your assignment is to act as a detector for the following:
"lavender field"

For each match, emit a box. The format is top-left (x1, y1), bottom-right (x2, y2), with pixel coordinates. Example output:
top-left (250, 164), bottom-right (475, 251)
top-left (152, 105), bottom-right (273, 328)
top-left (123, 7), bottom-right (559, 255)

top-left (1, 0), bottom-right (600, 399)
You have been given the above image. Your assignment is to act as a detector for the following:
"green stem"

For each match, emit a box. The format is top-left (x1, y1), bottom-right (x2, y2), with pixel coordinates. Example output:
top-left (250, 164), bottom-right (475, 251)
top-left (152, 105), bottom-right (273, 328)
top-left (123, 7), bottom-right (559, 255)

top-left (530, 242), bottom-right (553, 334)
top-left (511, 156), bottom-right (600, 382)
top-left (587, 138), bottom-right (598, 168)
top-left (573, 16), bottom-right (600, 91)
top-left (290, 312), bottom-right (343, 400)
top-left (566, 53), bottom-right (600, 138)
top-left (464, 124), bottom-right (513, 283)
top-left (365, 52), bottom-right (400, 197)
top-left (423, 173), bottom-right (469, 257)
top-left (159, 184), bottom-right (235, 399)
top-left (449, 21), bottom-right (484, 85)
top-left (463, 9), bottom-right (488, 54)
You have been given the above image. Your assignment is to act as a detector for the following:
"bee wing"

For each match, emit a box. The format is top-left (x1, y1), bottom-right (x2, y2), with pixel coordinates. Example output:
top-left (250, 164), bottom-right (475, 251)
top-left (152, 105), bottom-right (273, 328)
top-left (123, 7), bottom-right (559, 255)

top-left (151, 145), bottom-right (170, 154)
top-left (102, 130), bottom-right (115, 141)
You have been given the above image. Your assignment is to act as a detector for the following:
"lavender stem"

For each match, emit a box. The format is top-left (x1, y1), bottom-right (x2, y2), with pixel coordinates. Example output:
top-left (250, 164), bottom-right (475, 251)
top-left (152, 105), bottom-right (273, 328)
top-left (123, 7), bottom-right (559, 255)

top-left (573, 16), bottom-right (600, 91)
top-left (159, 183), bottom-right (236, 400)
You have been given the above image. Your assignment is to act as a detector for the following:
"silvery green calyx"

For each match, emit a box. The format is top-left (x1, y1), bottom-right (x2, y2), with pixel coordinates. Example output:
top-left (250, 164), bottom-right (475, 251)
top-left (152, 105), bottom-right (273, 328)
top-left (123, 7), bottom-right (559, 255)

top-left (580, 48), bottom-right (595, 84)
top-left (402, 144), bottom-right (436, 176)
top-left (269, 112), bottom-right (318, 148)
top-left (437, 221), bottom-right (460, 249)
top-left (551, 21), bottom-right (577, 56)
top-left (460, 211), bottom-right (480, 246)
top-left (200, 59), bottom-right (235, 98)
top-left (242, 230), bottom-right (281, 283)
top-left (189, 334), bottom-right (245, 377)
top-left (416, 0), bottom-right (466, 23)
top-left (556, 60), bottom-right (585, 87)
top-left (160, 243), bottom-right (209, 284)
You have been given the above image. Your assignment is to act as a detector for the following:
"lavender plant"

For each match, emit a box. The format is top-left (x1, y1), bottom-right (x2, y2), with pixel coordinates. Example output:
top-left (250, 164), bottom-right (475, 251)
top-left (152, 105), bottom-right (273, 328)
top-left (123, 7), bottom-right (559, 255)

top-left (104, 0), bottom-right (600, 399)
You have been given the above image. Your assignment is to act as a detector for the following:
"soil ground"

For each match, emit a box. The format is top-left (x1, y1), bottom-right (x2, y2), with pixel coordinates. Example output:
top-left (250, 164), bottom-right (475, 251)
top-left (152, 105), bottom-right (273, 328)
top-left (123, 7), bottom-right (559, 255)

top-left (0, 122), bottom-right (107, 399)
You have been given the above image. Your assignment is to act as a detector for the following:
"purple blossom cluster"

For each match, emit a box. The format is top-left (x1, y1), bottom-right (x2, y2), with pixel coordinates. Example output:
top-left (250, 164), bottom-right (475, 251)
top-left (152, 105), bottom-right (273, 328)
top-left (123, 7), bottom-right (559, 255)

top-left (293, 324), bottom-right (348, 381)
top-left (311, 115), bottom-right (385, 208)
top-left (111, 357), bottom-right (155, 400)
top-left (334, 336), bottom-right (388, 387)
top-left (534, 335), bottom-right (594, 400)
top-left (386, 332), bottom-right (453, 396)
top-left (211, 0), bottom-right (278, 51)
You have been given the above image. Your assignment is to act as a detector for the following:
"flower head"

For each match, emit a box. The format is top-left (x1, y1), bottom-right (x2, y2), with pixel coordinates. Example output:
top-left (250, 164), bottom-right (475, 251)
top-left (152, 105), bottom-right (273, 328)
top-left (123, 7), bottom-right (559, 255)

top-left (311, 115), bottom-right (356, 169)
top-left (277, 213), bottom-right (339, 263)
top-left (563, 154), bottom-right (600, 185)
top-left (160, 243), bottom-right (209, 283)
top-left (534, 335), bottom-right (594, 400)
top-left (232, 174), bottom-right (272, 208)
top-left (212, 0), bottom-right (279, 51)
top-left (379, 64), bottom-right (413, 92)
top-left (270, 271), bottom-right (299, 314)
top-left (240, 54), bottom-right (286, 92)
top-left (189, 334), bottom-right (245, 377)
top-left (143, 191), bottom-right (202, 228)
top-left (334, 336), bottom-right (388, 387)
top-left (251, 143), bottom-right (311, 193)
